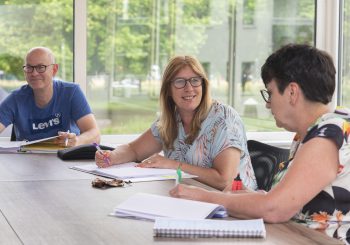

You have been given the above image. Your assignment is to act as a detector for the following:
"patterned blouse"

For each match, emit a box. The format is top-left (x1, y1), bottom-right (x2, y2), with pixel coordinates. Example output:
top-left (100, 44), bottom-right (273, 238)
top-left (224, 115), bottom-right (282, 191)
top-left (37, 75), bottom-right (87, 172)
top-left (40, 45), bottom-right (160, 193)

top-left (151, 101), bottom-right (257, 190)
top-left (271, 108), bottom-right (350, 244)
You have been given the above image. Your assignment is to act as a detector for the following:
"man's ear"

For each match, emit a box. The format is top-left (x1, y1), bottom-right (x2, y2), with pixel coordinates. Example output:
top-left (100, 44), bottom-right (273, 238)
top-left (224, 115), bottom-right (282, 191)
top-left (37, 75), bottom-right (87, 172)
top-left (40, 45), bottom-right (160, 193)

top-left (52, 64), bottom-right (59, 76)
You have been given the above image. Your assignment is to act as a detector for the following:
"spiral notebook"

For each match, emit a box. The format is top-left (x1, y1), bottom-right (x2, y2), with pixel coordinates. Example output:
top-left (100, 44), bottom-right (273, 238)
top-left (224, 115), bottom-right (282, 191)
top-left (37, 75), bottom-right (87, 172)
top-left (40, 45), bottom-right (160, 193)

top-left (153, 218), bottom-right (266, 238)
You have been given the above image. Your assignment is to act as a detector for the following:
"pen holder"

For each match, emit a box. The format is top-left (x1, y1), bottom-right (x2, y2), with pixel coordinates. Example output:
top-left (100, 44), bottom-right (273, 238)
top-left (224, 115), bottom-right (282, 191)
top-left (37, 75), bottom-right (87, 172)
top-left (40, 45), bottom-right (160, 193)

top-left (57, 144), bottom-right (114, 160)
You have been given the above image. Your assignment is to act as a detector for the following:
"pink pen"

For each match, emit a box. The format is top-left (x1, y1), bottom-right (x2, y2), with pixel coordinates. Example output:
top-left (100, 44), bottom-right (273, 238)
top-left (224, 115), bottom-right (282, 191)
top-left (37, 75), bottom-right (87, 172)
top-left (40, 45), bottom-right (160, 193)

top-left (93, 143), bottom-right (111, 167)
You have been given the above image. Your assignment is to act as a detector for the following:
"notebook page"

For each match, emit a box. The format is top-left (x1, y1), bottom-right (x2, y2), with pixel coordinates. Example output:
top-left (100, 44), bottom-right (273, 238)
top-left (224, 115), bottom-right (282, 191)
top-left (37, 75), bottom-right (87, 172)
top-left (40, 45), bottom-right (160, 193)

top-left (96, 165), bottom-right (177, 178)
top-left (71, 162), bottom-right (137, 173)
top-left (71, 163), bottom-right (196, 181)
top-left (0, 141), bottom-right (24, 151)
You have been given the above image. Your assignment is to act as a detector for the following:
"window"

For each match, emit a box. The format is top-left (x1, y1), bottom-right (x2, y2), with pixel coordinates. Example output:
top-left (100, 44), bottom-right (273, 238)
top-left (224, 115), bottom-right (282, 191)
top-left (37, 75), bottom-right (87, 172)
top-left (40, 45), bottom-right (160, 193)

top-left (0, 0), bottom-right (73, 104)
top-left (243, 0), bottom-right (256, 26)
top-left (341, 0), bottom-right (350, 108)
top-left (86, 0), bottom-right (315, 134)
top-left (8, 1), bottom-right (350, 139)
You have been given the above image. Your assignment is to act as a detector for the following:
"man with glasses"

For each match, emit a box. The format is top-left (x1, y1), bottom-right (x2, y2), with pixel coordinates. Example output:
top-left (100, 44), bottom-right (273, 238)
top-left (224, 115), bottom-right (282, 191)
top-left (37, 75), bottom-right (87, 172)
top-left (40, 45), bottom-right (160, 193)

top-left (0, 47), bottom-right (100, 146)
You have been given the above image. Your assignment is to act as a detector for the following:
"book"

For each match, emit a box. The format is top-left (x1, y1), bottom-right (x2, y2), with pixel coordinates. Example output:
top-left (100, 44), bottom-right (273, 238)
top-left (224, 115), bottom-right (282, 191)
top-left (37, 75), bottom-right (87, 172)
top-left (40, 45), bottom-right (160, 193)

top-left (111, 193), bottom-right (227, 221)
top-left (0, 136), bottom-right (65, 153)
top-left (153, 217), bottom-right (266, 238)
top-left (70, 162), bottom-right (197, 182)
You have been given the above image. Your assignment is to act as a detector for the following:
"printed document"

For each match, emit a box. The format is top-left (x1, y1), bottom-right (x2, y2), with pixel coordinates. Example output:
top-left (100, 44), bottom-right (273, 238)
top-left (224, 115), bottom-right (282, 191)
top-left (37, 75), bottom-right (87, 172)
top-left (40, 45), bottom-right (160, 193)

top-left (71, 162), bottom-right (197, 182)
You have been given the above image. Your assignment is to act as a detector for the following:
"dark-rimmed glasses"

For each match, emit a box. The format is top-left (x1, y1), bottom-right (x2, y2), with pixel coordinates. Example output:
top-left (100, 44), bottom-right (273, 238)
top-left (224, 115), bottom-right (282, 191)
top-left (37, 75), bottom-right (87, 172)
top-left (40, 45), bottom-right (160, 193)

top-left (23, 64), bottom-right (55, 73)
top-left (260, 89), bottom-right (271, 103)
top-left (172, 77), bottom-right (203, 89)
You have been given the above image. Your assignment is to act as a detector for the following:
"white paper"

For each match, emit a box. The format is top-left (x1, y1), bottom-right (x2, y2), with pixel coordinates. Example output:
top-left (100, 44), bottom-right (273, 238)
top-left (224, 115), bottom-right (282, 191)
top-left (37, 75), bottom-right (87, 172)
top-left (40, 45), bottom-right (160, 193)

top-left (112, 193), bottom-right (226, 221)
top-left (0, 136), bottom-right (59, 153)
top-left (70, 163), bottom-right (196, 182)
top-left (0, 141), bottom-right (24, 151)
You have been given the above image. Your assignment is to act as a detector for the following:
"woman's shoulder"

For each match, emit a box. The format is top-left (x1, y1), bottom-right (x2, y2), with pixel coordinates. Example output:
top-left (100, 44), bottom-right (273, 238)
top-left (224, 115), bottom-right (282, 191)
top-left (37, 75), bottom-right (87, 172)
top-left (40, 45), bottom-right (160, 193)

top-left (209, 100), bottom-right (240, 120)
top-left (319, 108), bottom-right (350, 127)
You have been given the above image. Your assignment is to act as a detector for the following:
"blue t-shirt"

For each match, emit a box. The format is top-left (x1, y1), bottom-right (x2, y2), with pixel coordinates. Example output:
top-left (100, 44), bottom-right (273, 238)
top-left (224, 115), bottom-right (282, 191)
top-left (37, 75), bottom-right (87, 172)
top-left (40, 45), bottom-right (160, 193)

top-left (151, 101), bottom-right (257, 190)
top-left (0, 80), bottom-right (92, 141)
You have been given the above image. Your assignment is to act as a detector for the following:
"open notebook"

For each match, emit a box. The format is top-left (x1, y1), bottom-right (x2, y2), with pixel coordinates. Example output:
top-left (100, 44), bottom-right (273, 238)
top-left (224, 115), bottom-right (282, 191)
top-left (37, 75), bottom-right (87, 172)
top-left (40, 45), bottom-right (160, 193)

top-left (111, 193), bottom-right (227, 221)
top-left (154, 218), bottom-right (266, 238)
top-left (0, 136), bottom-right (66, 153)
top-left (71, 162), bottom-right (196, 182)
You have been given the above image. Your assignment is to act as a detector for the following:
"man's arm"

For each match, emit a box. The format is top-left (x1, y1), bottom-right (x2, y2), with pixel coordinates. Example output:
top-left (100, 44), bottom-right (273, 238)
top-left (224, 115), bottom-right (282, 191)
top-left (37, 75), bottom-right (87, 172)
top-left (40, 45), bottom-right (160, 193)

top-left (0, 123), bottom-right (5, 134)
top-left (74, 114), bottom-right (100, 145)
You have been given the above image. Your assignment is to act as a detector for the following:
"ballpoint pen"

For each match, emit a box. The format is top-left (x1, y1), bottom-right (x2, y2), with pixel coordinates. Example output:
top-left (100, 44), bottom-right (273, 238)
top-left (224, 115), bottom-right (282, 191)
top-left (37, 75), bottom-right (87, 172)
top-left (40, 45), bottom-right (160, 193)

top-left (175, 163), bottom-right (182, 186)
top-left (64, 130), bottom-right (70, 147)
top-left (93, 142), bottom-right (111, 167)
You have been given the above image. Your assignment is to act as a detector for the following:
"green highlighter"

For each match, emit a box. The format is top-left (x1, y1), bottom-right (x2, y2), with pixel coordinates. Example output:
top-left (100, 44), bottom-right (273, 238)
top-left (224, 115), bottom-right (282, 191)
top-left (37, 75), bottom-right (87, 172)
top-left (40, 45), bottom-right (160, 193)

top-left (176, 164), bottom-right (182, 185)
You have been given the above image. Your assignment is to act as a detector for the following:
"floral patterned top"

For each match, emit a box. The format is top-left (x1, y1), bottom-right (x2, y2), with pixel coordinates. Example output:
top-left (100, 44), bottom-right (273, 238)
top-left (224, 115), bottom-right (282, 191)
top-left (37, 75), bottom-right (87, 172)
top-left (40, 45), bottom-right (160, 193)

top-left (151, 101), bottom-right (257, 190)
top-left (271, 108), bottom-right (350, 244)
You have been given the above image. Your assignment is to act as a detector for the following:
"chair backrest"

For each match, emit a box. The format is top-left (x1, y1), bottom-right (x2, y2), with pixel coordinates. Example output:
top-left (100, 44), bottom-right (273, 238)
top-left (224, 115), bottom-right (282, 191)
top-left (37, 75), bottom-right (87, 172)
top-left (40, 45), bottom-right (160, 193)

top-left (10, 125), bottom-right (16, 141)
top-left (247, 140), bottom-right (290, 191)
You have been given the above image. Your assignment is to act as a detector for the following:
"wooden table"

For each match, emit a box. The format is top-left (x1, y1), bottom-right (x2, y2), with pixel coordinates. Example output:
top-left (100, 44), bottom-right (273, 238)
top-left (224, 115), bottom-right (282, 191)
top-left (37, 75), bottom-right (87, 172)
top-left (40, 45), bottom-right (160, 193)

top-left (0, 153), bottom-right (342, 245)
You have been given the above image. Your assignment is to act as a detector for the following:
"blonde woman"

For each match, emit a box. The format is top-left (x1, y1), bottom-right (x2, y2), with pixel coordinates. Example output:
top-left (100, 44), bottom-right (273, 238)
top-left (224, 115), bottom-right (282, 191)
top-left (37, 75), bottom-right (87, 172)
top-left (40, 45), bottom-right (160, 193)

top-left (96, 55), bottom-right (257, 190)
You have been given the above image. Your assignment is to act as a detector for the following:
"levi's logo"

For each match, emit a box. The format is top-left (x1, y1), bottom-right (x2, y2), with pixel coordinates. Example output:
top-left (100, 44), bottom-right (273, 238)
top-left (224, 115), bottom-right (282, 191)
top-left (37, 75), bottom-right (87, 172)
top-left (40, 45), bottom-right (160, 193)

top-left (30, 113), bottom-right (62, 133)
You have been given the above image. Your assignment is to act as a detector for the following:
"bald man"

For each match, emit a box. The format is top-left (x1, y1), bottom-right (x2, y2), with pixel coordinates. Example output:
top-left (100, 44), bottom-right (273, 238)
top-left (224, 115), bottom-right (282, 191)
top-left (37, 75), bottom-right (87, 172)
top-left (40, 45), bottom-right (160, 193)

top-left (0, 47), bottom-right (100, 146)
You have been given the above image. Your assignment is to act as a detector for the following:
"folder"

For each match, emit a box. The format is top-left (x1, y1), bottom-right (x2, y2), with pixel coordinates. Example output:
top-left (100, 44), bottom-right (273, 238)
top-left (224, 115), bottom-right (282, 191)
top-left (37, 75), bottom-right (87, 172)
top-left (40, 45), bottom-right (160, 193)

top-left (0, 136), bottom-right (65, 153)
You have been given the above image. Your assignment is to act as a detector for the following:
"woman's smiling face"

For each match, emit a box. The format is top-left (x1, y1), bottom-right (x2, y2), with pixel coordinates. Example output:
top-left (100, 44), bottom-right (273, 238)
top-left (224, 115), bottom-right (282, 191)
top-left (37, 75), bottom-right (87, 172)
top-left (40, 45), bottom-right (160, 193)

top-left (170, 65), bottom-right (203, 117)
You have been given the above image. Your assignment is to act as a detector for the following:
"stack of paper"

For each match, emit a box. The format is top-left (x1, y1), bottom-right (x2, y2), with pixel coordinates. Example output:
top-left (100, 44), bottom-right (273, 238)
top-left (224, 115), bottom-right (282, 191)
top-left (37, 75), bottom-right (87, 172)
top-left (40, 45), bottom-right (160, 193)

top-left (71, 162), bottom-right (196, 182)
top-left (111, 193), bottom-right (227, 220)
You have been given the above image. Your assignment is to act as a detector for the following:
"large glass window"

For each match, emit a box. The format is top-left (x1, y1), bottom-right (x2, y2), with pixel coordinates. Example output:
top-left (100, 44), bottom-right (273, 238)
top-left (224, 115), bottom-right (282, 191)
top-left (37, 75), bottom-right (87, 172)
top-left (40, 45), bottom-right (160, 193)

top-left (87, 0), bottom-right (315, 134)
top-left (0, 1), bottom-right (318, 136)
top-left (342, 0), bottom-right (350, 108)
top-left (0, 0), bottom-right (73, 102)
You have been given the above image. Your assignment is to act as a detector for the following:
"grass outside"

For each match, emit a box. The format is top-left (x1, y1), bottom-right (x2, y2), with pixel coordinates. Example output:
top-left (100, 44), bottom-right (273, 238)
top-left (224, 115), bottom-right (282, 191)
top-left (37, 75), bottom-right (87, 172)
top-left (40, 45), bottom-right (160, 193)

top-left (0, 79), bottom-right (279, 134)
top-left (91, 94), bottom-right (279, 134)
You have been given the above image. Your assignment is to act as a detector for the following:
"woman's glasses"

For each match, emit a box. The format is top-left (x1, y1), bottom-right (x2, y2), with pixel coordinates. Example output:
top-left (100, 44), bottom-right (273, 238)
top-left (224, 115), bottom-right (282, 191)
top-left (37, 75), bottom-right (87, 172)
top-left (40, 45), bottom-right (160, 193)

top-left (260, 89), bottom-right (271, 103)
top-left (172, 77), bottom-right (203, 89)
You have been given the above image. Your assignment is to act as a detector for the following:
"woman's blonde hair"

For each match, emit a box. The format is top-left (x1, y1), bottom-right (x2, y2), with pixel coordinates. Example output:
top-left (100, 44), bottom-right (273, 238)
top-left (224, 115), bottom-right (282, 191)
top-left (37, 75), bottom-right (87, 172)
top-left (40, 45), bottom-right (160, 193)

top-left (158, 55), bottom-right (212, 150)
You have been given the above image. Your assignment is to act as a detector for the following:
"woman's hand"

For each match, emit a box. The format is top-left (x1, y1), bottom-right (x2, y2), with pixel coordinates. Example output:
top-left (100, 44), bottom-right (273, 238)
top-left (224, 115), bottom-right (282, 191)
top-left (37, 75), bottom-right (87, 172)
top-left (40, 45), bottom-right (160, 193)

top-left (169, 184), bottom-right (208, 202)
top-left (137, 154), bottom-right (179, 169)
top-left (95, 150), bottom-right (112, 168)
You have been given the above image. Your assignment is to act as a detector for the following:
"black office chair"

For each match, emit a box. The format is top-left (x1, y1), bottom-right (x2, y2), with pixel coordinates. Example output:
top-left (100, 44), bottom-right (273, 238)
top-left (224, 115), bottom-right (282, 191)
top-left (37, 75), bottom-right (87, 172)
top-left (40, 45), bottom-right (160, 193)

top-left (10, 125), bottom-right (16, 141)
top-left (247, 140), bottom-right (290, 191)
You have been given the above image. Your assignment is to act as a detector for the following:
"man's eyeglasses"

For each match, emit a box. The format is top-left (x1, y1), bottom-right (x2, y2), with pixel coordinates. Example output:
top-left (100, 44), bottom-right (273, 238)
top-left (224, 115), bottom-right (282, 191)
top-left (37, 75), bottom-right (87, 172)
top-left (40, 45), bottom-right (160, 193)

top-left (260, 89), bottom-right (271, 103)
top-left (172, 77), bottom-right (203, 89)
top-left (23, 64), bottom-right (55, 73)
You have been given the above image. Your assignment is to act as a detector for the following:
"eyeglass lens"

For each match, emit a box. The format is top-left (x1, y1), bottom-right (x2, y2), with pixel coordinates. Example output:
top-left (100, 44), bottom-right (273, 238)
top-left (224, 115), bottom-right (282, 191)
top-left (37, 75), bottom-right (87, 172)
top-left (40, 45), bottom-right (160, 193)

top-left (173, 77), bottom-right (202, 88)
top-left (260, 89), bottom-right (270, 102)
top-left (23, 64), bottom-right (52, 73)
